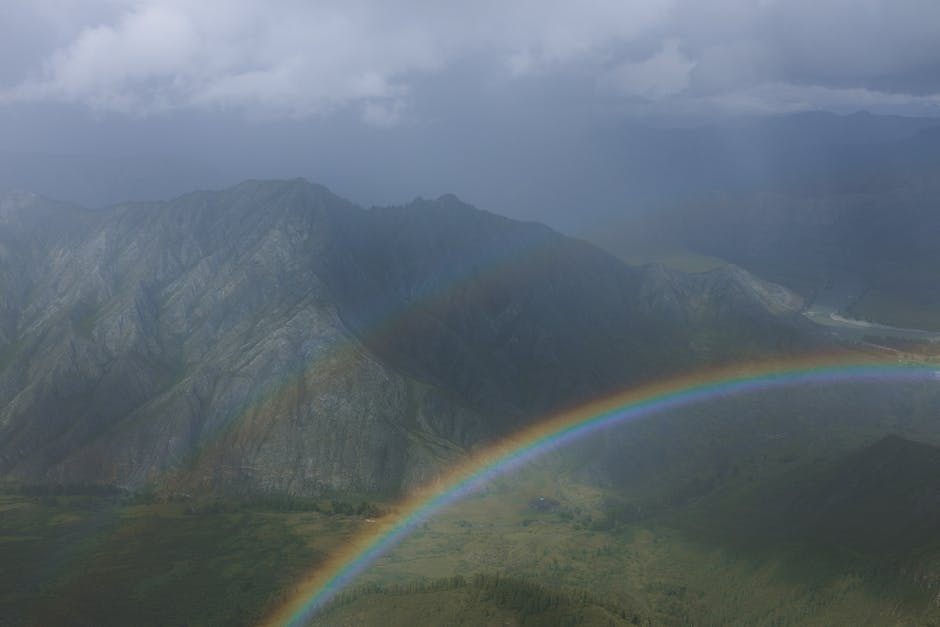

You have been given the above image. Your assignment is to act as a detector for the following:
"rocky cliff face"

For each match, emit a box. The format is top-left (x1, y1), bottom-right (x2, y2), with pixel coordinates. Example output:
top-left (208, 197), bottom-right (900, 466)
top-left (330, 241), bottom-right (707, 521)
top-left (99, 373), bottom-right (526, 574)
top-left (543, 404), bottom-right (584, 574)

top-left (0, 180), bottom-right (814, 496)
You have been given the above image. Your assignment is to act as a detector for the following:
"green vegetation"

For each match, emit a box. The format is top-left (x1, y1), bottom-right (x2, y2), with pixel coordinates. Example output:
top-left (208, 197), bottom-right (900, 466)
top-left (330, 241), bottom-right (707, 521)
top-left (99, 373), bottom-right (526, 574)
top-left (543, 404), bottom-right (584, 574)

top-left (318, 573), bottom-right (642, 626)
top-left (0, 491), bottom-right (361, 626)
top-left (3, 451), bottom-right (940, 626)
top-left (5, 389), bottom-right (940, 626)
top-left (346, 453), bottom-right (940, 626)
top-left (339, 382), bottom-right (940, 625)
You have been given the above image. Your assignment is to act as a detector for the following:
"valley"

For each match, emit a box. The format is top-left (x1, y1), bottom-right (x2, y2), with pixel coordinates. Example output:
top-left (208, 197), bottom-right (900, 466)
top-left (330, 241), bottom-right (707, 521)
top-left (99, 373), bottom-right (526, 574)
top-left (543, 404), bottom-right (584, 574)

top-left (0, 181), bottom-right (817, 496)
top-left (3, 4), bottom-right (940, 624)
top-left (1, 179), bottom-right (938, 626)
top-left (5, 424), bottom-right (940, 626)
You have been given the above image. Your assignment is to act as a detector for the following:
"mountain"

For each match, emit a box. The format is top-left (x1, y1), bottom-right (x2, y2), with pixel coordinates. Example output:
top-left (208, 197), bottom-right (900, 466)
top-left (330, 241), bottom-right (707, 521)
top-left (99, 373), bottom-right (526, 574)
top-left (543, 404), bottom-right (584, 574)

top-left (588, 113), bottom-right (940, 330)
top-left (0, 180), bottom-right (815, 497)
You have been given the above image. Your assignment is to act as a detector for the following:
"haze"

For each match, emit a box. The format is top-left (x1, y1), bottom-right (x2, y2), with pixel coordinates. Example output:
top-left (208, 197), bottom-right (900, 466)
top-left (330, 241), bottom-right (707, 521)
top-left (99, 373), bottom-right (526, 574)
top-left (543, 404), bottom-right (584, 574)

top-left (2, 0), bottom-right (940, 231)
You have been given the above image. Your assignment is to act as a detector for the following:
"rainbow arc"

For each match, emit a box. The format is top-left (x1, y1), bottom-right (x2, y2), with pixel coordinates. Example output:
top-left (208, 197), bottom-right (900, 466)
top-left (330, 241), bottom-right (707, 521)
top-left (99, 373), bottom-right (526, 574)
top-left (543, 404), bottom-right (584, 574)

top-left (264, 354), bottom-right (940, 626)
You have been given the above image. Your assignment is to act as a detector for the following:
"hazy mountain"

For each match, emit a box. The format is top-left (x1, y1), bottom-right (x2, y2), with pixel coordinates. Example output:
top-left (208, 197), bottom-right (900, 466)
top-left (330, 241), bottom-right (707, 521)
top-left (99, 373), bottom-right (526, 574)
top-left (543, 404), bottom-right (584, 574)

top-left (589, 112), bottom-right (940, 330)
top-left (0, 179), bottom-right (814, 497)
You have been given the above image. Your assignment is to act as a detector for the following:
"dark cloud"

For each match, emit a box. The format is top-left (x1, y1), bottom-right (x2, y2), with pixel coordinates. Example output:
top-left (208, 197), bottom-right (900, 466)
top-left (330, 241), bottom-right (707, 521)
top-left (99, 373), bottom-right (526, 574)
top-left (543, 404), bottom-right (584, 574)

top-left (0, 1), bottom-right (669, 119)
top-left (1, 1), bottom-right (939, 228)
top-left (3, 1), bottom-right (939, 118)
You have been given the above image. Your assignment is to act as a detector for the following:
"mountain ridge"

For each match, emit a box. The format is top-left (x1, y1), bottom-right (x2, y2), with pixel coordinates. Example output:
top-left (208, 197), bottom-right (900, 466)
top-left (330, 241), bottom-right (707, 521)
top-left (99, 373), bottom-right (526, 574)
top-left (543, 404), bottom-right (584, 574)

top-left (0, 180), bottom-right (816, 497)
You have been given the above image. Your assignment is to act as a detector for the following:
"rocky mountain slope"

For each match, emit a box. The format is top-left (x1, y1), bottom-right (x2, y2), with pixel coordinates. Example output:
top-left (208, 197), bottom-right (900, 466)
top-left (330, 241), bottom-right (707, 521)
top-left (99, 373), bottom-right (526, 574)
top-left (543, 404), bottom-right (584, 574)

top-left (0, 180), bottom-right (815, 497)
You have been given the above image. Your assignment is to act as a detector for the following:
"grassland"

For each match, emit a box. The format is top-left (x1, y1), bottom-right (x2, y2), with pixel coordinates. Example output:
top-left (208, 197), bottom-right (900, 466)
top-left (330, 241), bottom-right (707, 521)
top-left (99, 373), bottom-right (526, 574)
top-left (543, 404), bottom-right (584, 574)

top-left (3, 415), bottom-right (940, 626)
top-left (315, 573), bottom-right (640, 626)
top-left (0, 490), bottom-right (366, 626)
top-left (1, 482), bottom-right (937, 626)
top-left (332, 461), bottom-right (940, 626)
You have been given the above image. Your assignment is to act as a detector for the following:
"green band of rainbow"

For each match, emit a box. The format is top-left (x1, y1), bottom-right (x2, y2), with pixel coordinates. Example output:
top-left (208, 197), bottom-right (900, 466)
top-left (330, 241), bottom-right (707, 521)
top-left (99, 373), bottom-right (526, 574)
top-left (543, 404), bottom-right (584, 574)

top-left (266, 355), bottom-right (940, 626)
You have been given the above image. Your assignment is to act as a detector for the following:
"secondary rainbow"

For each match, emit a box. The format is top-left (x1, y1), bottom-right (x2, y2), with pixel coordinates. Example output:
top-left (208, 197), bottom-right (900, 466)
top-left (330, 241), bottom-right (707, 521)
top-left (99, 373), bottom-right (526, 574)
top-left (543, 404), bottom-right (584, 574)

top-left (265, 353), bottom-right (940, 626)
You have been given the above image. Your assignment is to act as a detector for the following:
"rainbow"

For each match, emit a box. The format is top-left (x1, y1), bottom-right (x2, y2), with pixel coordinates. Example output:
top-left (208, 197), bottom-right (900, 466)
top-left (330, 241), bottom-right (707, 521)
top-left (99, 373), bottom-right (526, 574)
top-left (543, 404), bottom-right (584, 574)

top-left (264, 354), bottom-right (940, 626)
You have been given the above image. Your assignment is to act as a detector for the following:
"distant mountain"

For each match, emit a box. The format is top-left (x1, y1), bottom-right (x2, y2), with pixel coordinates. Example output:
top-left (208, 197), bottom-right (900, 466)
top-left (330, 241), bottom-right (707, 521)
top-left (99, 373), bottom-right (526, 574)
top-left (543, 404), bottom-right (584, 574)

top-left (0, 180), bottom-right (816, 497)
top-left (589, 112), bottom-right (940, 330)
top-left (662, 174), bottom-right (940, 330)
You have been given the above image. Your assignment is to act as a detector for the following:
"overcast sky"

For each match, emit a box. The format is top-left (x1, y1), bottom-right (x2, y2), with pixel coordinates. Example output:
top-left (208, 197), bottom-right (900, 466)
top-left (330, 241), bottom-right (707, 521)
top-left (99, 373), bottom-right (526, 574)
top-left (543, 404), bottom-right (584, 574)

top-left (2, 1), bottom-right (940, 224)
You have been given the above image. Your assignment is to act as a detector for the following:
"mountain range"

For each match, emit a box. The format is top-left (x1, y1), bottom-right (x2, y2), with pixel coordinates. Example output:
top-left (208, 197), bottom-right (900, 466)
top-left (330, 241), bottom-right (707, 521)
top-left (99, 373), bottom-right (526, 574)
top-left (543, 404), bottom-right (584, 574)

top-left (0, 179), bottom-right (814, 497)
top-left (589, 112), bottom-right (940, 330)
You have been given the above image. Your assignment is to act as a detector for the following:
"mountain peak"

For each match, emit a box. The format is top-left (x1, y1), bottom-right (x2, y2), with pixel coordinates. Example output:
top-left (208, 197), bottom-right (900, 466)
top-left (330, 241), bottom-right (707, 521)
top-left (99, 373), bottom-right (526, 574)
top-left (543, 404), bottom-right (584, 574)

top-left (435, 192), bottom-right (463, 204)
top-left (228, 177), bottom-right (338, 199)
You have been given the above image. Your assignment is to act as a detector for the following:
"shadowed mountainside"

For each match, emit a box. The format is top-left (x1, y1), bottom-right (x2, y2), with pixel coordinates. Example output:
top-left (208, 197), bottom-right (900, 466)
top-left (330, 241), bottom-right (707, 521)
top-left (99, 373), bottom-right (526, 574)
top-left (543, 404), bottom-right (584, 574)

top-left (590, 115), bottom-right (940, 330)
top-left (0, 180), bottom-right (816, 497)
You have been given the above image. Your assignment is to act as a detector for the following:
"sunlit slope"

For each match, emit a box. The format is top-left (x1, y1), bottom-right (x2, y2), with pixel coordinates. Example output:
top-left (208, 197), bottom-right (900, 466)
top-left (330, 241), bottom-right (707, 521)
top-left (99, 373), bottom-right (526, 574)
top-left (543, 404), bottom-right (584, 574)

top-left (0, 180), bottom-right (816, 497)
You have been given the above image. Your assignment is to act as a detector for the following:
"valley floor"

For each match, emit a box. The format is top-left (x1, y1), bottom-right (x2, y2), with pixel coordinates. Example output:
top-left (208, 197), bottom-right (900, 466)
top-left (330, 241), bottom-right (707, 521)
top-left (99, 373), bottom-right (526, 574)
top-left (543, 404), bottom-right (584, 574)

top-left (4, 455), bottom-right (939, 627)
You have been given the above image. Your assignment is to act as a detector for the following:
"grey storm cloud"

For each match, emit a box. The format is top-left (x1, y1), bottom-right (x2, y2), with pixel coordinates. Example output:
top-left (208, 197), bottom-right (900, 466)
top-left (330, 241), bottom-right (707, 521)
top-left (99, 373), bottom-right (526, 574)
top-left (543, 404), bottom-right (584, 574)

top-left (0, 0), bottom-right (670, 121)
top-left (3, 0), bottom-right (940, 121)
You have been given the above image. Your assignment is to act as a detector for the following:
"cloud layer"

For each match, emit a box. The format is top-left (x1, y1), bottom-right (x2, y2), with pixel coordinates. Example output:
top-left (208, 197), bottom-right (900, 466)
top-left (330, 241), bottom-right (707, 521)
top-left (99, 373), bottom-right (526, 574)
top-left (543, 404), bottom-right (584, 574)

top-left (3, 0), bottom-right (940, 120)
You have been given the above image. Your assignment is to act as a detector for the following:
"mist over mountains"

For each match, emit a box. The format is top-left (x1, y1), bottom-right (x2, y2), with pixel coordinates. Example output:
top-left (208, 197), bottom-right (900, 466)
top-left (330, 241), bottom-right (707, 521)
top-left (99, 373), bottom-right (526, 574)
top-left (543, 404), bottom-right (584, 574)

top-left (3, 111), bottom-right (937, 221)
top-left (0, 179), bottom-right (815, 497)
top-left (5, 3), bottom-right (940, 623)
top-left (3, 172), bottom-right (940, 627)
top-left (6, 111), bottom-right (940, 335)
